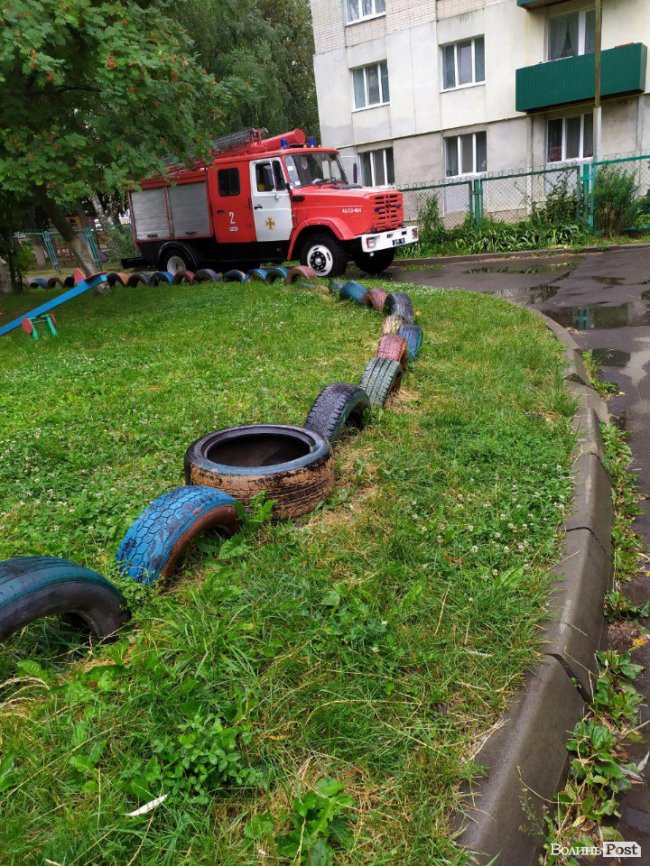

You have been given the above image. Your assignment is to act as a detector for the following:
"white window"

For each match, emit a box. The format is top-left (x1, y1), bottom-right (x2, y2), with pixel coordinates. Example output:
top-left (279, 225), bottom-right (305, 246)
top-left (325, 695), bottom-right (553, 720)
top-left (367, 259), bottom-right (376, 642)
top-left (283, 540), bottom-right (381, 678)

top-left (548, 10), bottom-right (595, 60)
top-left (360, 147), bottom-right (395, 186)
top-left (445, 132), bottom-right (487, 177)
top-left (346, 0), bottom-right (386, 24)
top-left (353, 61), bottom-right (390, 109)
top-left (547, 114), bottom-right (594, 162)
top-left (442, 37), bottom-right (485, 90)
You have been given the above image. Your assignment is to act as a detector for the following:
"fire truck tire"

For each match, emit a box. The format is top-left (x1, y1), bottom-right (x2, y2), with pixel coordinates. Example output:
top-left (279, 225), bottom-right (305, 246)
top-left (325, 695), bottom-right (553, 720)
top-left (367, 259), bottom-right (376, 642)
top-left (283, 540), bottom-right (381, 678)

top-left (265, 267), bottom-right (289, 283)
top-left (126, 273), bottom-right (151, 287)
top-left (397, 324), bottom-right (424, 361)
top-left (29, 278), bottom-right (48, 289)
top-left (172, 271), bottom-right (194, 285)
top-left (223, 270), bottom-right (249, 283)
top-left (159, 244), bottom-right (199, 275)
top-left (376, 334), bottom-right (408, 368)
top-left (304, 383), bottom-right (370, 444)
top-left (116, 486), bottom-right (240, 584)
top-left (359, 357), bottom-right (403, 406)
top-left (339, 281), bottom-right (368, 305)
top-left (384, 292), bottom-right (414, 323)
top-left (149, 271), bottom-right (174, 286)
top-left (194, 269), bottom-right (223, 284)
top-left (0, 556), bottom-right (128, 643)
top-left (184, 424), bottom-right (334, 519)
top-left (353, 249), bottom-right (395, 275)
top-left (367, 288), bottom-right (388, 311)
top-left (382, 314), bottom-right (407, 335)
top-left (300, 233), bottom-right (348, 279)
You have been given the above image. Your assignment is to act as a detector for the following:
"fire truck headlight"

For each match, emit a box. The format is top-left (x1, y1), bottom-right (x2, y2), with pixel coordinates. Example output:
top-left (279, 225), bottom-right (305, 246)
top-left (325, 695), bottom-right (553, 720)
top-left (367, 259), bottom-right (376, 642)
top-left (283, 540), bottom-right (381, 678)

top-left (367, 237), bottom-right (377, 249)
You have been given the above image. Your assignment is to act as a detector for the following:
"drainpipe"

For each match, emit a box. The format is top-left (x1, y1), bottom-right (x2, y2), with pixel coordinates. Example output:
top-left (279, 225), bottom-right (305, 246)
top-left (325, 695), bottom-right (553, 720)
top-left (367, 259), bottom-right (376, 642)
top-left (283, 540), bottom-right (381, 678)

top-left (593, 0), bottom-right (602, 161)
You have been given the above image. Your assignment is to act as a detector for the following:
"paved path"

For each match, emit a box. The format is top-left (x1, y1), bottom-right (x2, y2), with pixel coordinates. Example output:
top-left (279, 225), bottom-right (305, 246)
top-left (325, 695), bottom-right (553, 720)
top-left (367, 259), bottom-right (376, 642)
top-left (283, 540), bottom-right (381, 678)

top-left (390, 247), bottom-right (650, 860)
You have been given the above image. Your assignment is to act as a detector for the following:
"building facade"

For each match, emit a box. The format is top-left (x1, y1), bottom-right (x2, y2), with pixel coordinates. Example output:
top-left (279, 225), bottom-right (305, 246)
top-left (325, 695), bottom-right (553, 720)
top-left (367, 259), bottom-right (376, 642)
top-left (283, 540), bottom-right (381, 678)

top-left (310, 0), bottom-right (650, 189)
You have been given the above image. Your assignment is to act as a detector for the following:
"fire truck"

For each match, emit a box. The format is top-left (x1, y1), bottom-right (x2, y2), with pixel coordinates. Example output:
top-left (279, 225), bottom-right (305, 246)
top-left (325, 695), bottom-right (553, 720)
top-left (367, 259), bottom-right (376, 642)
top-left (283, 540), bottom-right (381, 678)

top-left (125, 128), bottom-right (418, 278)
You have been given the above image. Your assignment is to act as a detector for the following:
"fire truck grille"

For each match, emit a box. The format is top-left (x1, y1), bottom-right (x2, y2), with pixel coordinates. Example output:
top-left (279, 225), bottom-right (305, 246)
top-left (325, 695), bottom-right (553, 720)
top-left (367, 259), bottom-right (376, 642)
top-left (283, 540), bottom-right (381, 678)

top-left (371, 193), bottom-right (402, 230)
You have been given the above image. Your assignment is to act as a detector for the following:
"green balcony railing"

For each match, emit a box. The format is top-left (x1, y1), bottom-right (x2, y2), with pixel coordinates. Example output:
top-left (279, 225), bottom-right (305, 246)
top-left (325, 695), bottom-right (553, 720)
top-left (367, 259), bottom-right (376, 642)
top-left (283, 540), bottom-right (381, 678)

top-left (517, 0), bottom-right (571, 7)
top-left (516, 43), bottom-right (647, 112)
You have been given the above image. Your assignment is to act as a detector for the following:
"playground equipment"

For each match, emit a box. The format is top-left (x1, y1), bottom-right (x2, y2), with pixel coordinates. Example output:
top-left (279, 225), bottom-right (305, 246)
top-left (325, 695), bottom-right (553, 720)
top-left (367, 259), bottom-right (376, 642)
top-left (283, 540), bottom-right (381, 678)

top-left (21, 313), bottom-right (58, 340)
top-left (0, 270), bottom-right (107, 338)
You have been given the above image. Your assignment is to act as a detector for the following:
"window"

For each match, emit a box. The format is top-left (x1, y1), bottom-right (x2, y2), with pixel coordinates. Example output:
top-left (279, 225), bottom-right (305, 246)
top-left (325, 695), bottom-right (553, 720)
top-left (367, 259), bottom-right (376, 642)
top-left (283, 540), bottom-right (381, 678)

top-left (547, 114), bottom-right (593, 162)
top-left (445, 132), bottom-right (487, 177)
top-left (353, 61), bottom-right (389, 109)
top-left (346, 0), bottom-right (385, 24)
top-left (442, 37), bottom-right (485, 90)
top-left (360, 147), bottom-right (395, 186)
top-left (548, 10), bottom-right (595, 60)
top-left (218, 168), bottom-right (240, 197)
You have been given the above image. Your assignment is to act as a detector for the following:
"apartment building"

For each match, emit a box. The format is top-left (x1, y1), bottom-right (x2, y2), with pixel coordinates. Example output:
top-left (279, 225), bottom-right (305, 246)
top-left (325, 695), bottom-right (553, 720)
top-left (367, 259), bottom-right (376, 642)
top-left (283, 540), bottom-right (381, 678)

top-left (310, 0), bottom-right (650, 187)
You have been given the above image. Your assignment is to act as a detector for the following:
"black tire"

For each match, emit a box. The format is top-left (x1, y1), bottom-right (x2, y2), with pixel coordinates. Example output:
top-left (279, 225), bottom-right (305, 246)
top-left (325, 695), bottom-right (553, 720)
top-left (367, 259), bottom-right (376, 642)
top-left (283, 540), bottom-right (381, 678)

top-left (353, 249), bottom-right (395, 275)
top-left (194, 269), bottom-right (223, 284)
top-left (359, 357), bottom-right (403, 406)
top-left (185, 424), bottom-right (334, 519)
top-left (300, 232), bottom-right (348, 278)
top-left (0, 556), bottom-right (128, 642)
top-left (158, 244), bottom-right (199, 275)
top-left (126, 272), bottom-right (151, 287)
top-left (397, 324), bottom-right (424, 361)
top-left (383, 292), bottom-right (414, 323)
top-left (304, 383), bottom-right (370, 444)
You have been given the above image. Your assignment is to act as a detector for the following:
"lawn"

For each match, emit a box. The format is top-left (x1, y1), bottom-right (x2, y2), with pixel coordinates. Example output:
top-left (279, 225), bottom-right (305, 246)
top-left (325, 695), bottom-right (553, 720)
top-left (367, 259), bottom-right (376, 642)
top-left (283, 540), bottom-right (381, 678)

top-left (0, 277), bottom-right (574, 864)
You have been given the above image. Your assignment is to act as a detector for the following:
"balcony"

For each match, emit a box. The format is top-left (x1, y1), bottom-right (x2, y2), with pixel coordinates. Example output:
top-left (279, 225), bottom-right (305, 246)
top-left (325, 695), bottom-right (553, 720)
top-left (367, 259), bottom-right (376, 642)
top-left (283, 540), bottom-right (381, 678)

top-left (516, 43), bottom-right (647, 112)
top-left (517, 1), bottom-right (571, 7)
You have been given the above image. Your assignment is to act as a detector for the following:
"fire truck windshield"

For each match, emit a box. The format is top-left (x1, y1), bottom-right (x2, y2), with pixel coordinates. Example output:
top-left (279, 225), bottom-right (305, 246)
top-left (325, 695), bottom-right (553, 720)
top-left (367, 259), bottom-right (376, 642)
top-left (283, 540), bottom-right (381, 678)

top-left (284, 152), bottom-right (348, 187)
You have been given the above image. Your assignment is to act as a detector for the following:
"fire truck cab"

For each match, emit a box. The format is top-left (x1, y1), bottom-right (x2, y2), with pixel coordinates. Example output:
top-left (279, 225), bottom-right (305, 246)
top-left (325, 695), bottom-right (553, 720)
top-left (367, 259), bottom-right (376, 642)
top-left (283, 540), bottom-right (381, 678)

top-left (126, 128), bottom-right (418, 278)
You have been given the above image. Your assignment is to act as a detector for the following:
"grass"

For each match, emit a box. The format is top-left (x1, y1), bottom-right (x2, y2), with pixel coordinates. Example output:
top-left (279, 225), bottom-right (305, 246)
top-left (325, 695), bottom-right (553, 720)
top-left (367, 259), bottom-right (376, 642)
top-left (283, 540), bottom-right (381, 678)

top-left (0, 277), bottom-right (575, 864)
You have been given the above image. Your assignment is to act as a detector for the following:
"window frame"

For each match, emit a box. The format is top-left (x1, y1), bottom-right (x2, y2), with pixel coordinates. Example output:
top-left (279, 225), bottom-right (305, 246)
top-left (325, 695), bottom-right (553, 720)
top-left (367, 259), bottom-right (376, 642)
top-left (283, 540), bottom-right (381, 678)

top-left (359, 147), bottom-right (395, 187)
top-left (547, 9), bottom-right (595, 61)
top-left (546, 113), bottom-right (594, 163)
top-left (444, 131), bottom-right (487, 178)
top-left (217, 167), bottom-right (240, 197)
top-left (345, 0), bottom-right (386, 26)
top-left (441, 36), bottom-right (485, 91)
top-left (352, 60), bottom-right (390, 110)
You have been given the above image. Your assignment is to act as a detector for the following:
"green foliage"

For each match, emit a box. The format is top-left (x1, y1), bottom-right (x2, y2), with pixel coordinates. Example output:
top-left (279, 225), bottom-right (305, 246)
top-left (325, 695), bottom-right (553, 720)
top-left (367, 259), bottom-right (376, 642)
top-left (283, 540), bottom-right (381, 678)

top-left (581, 351), bottom-right (620, 398)
top-left (593, 166), bottom-right (642, 237)
top-left (416, 193), bottom-right (447, 248)
top-left (102, 225), bottom-right (137, 261)
top-left (0, 0), bottom-right (239, 205)
top-left (601, 425), bottom-right (644, 581)
top-left (604, 590), bottom-right (650, 622)
top-left (532, 172), bottom-right (582, 227)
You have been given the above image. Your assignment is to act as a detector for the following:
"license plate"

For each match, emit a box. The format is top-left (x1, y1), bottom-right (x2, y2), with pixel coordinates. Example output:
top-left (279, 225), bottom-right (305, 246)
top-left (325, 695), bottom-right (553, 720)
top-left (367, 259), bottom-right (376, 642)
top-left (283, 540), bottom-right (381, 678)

top-left (392, 237), bottom-right (406, 247)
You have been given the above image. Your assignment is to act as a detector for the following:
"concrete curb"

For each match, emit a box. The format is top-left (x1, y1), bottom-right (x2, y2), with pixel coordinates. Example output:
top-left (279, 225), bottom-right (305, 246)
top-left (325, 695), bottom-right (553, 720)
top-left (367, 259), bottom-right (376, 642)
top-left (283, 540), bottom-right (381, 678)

top-left (455, 314), bottom-right (613, 864)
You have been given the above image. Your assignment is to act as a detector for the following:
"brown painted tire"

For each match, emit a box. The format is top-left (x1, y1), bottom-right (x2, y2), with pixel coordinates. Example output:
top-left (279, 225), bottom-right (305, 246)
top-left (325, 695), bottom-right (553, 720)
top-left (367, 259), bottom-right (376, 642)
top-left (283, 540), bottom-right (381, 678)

top-left (286, 265), bottom-right (318, 284)
top-left (377, 334), bottom-right (408, 368)
top-left (184, 424), bottom-right (334, 519)
top-left (367, 288), bottom-right (388, 311)
top-left (173, 270), bottom-right (194, 285)
top-left (382, 314), bottom-right (407, 335)
top-left (46, 276), bottom-right (63, 289)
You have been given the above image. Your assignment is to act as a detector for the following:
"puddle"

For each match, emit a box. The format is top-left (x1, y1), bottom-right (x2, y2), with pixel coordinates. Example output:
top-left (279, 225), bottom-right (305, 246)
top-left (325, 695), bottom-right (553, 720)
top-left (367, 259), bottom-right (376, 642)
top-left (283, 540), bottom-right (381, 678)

top-left (590, 348), bottom-right (631, 367)
top-left (569, 275), bottom-right (625, 287)
top-left (539, 302), bottom-right (650, 331)
top-left (493, 285), bottom-right (558, 304)
top-left (464, 262), bottom-right (575, 276)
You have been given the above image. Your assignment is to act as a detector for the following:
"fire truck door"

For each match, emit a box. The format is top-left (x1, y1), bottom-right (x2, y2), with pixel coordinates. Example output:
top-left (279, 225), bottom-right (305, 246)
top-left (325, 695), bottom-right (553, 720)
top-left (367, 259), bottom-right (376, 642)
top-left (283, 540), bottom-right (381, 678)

top-left (250, 159), bottom-right (292, 242)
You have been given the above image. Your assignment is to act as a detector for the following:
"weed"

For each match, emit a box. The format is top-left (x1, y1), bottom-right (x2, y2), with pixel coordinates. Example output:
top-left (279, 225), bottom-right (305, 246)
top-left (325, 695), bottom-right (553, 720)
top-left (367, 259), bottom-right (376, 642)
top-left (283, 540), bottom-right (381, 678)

top-left (581, 352), bottom-right (620, 398)
top-left (593, 166), bottom-right (642, 237)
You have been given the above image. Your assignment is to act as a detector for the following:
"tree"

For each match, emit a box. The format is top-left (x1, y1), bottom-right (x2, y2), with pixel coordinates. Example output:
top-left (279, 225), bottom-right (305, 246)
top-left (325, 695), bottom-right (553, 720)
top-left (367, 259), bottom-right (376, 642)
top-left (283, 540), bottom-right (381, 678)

top-left (0, 0), bottom-right (241, 271)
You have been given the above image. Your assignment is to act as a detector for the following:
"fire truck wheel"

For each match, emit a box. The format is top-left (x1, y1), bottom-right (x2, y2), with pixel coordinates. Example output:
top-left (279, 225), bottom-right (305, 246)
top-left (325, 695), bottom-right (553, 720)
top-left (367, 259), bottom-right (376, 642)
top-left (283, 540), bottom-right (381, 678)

top-left (300, 233), bottom-right (348, 278)
top-left (159, 245), bottom-right (199, 275)
top-left (353, 249), bottom-right (395, 275)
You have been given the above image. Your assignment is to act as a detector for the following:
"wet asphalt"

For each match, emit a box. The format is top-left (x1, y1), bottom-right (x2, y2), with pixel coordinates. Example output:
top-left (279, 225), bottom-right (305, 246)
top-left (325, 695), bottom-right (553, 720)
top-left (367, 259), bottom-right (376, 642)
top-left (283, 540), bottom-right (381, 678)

top-left (389, 246), bottom-right (650, 856)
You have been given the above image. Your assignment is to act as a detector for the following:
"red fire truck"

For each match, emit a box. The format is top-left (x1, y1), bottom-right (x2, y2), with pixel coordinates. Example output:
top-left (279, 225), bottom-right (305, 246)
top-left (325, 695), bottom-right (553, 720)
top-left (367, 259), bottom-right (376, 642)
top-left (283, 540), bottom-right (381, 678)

top-left (125, 128), bottom-right (418, 278)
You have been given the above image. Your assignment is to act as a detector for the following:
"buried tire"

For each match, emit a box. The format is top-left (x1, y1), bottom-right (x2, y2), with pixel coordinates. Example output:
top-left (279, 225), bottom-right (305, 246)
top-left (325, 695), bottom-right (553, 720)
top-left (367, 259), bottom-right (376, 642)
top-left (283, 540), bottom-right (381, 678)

top-left (116, 486), bottom-right (240, 584)
top-left (304, 383), bottom-right (370, 444)
top-left (359, 356), bottom-right (403, 406)
top-left (0, 557), bottom-right (127, 643)
top-left (377, 334), bottom-right (408, 368)
top-left (185, 424), bottom-right (334, 519)
top-left (397, 324), bottom-right (424, 361)
top-left (384, 292), bottom-right (414, 323)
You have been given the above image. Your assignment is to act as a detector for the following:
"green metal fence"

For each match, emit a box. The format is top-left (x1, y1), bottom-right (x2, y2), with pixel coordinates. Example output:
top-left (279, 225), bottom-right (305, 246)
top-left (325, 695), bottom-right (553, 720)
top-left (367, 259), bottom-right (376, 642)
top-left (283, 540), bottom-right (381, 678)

top-left (400, 154), bottom-right (650, 231)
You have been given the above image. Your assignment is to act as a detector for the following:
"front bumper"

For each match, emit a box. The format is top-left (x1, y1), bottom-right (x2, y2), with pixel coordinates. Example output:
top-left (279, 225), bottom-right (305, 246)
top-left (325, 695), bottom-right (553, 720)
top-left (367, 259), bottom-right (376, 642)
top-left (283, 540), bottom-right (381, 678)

top-left (360, 225), bottom-right (418, 254)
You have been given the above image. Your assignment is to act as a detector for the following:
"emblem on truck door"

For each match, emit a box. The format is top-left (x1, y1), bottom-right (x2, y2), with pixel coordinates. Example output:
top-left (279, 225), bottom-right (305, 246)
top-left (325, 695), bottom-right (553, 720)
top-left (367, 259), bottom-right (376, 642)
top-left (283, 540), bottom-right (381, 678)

top-left (265, 217), bottom-right (276, 231)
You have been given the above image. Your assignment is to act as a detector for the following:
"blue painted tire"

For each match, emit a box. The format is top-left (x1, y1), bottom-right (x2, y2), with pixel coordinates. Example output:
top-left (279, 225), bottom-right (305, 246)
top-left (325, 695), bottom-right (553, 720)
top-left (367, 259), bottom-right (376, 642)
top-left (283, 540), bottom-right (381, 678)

top-left (194, 269), bottom-right (223, 284)
top-left (397, 324), bottom-right (424, 361)
top-left (127, 272), bottom-right (151, 287)
top-left (359, 357), bottom-right (403, 406)
top-left (265, 267), bottom-right (289, 283)
top-left (339, 281), bottom-right (369, 305)
top-left (304, 383), bottom-right (370, 444)
top-left (29, 278), bottom-right (48, 289)
top-left (0, 556), bottom-right (127, 642)
top-left (248, 268), bottom-right (268, 281)
top-left (223, 269), bottom-right (249, 284)
top-left (116, 486), bottom-right (240, 584)
top-left (383, 292), bottom-right (414, 323)
top-left (149, 271), bottom-right (174, 286)
top-left (329, 280), bottom-right (345, 295)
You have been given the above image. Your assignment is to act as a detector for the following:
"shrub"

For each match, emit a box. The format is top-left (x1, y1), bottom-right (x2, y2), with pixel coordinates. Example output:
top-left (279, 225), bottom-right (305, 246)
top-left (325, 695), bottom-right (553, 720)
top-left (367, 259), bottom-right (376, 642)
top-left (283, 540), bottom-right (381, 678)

top-left (532, 171), bottom-right (582, 226)
top-left (416, 193), bottom-right (450, 247)
top-left (593, 166), bottom-right (641, 236)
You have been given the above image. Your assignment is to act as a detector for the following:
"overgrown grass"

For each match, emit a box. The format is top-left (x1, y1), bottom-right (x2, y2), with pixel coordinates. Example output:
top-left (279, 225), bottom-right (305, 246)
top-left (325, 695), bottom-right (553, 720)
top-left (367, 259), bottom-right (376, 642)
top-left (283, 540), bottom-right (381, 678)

top-left (0, 278), bottom-right (575, 864)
